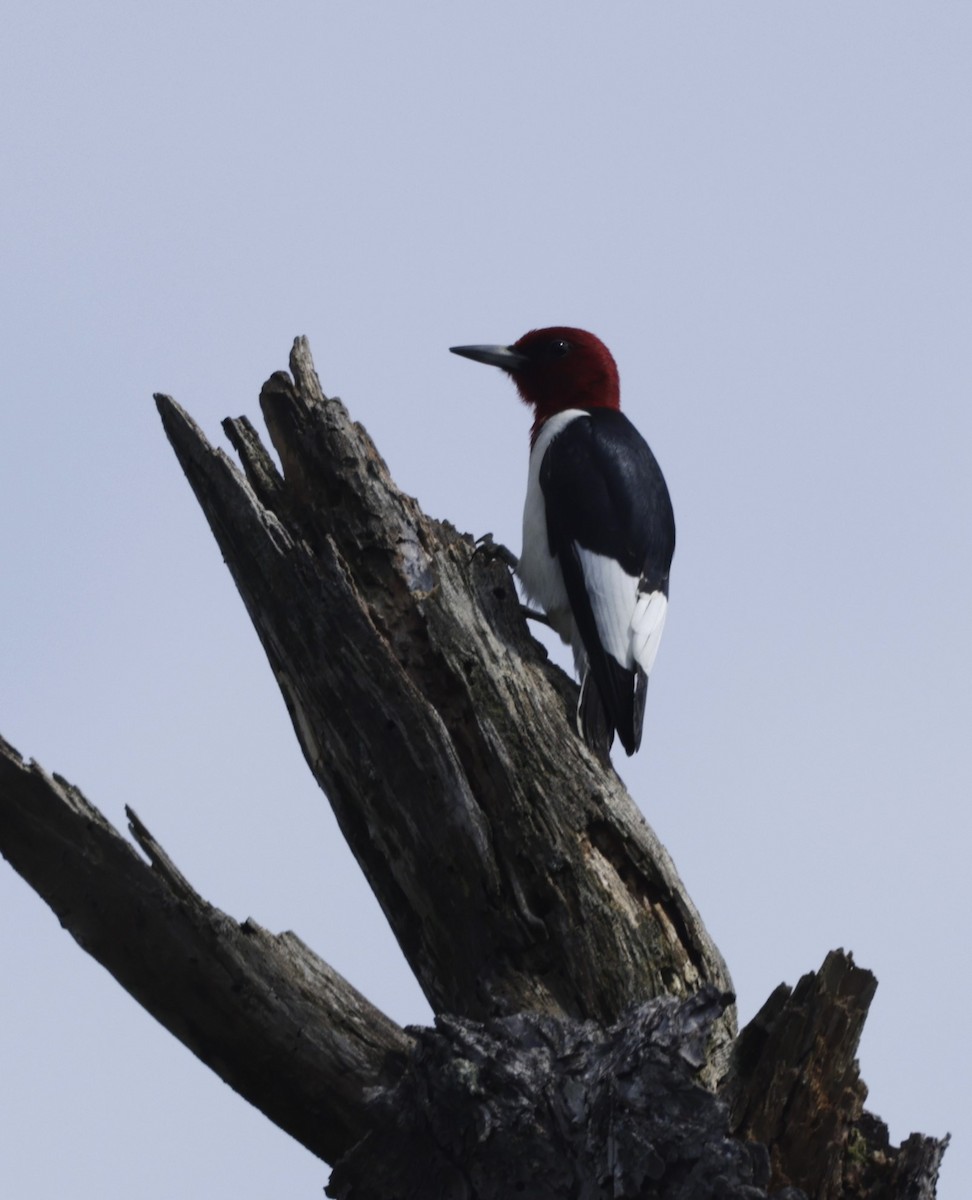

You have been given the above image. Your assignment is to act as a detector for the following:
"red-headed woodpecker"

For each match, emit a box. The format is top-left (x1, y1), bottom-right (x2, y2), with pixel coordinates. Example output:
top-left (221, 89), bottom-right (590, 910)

top-left (451, 327), bottom-right (675, 757)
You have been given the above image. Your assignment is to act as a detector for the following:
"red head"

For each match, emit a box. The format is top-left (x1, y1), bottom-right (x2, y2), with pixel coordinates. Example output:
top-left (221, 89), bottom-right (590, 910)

top-left (450, 326), bottom-right (620, 443)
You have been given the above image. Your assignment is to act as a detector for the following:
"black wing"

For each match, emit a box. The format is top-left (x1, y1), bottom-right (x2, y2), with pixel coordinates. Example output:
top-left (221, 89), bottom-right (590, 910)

top-left (539, 409), bottom-right (675, 755)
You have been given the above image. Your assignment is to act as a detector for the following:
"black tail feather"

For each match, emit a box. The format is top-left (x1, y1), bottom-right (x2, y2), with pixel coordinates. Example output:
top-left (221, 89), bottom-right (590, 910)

top-left (578, 671), bottom-right (614, 759)
top-left (578, 665), bottom-right (647, 758)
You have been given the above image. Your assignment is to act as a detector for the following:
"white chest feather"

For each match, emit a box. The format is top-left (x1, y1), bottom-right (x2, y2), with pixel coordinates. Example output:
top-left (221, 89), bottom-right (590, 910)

top-left (518, 410), bottom-right (587, 646)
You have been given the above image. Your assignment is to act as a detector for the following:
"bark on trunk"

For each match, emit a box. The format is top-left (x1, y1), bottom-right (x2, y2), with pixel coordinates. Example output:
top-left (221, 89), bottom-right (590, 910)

top-left (0, 338), bottom-right (946, 1197)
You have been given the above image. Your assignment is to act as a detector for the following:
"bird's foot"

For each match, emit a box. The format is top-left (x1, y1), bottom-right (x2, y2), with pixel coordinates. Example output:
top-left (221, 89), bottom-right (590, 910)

top-left (473, 537), bottom-right (552, 629)
top-left (473, 532), bottom-right (519, 572)
top-left (520, 605), bottom-right (552, 627)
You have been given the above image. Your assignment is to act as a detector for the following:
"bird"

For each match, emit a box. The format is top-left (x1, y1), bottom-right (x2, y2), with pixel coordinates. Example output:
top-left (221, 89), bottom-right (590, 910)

top-left (450, 327), bottom-right (675, 757)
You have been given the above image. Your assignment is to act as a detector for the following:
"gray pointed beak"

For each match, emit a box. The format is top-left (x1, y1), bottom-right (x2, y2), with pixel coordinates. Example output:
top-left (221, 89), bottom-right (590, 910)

top-left (449, 343), bottom-right (529, 372)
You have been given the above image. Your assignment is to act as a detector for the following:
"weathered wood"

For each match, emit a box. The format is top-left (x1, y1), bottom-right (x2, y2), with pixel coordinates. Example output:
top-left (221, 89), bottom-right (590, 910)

top-left (327, 951), bottom-right (947, 1200)
top-left (153, 337), bottom-right (736, 1075)
top-left (0, 735), bottom-right (410, 1165)
top-left (1, 339), bottom-right (945, 1196)
top-left (726, 950), bottom-right (948, 1200)
top-left (330, 988), bottom-right (771, 1200)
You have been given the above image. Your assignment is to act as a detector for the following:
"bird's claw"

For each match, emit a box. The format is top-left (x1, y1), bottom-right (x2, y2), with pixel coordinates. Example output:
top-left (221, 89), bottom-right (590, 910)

top-left (473, 533), bottom-right (519, 571)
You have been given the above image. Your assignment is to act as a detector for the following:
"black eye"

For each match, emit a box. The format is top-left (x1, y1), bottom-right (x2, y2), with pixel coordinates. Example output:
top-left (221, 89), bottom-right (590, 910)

top-left (549, 339), bottom-right (570, 358)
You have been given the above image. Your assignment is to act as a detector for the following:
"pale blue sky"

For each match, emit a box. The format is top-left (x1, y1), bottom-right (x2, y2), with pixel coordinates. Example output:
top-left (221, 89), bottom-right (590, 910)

top-left (2, 3), bottom-right (969, 1196)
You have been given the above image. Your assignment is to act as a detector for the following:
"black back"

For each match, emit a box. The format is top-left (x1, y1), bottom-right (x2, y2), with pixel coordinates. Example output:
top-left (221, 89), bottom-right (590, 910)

top-left (540, 409), bottom-right (675, 754)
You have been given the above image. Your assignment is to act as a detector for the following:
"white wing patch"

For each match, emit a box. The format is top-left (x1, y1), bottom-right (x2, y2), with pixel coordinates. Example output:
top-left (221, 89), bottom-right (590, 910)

top-left (576, 548), bottom-right (668, 677)
top-left (630, 587), bottom-right (668, 677)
